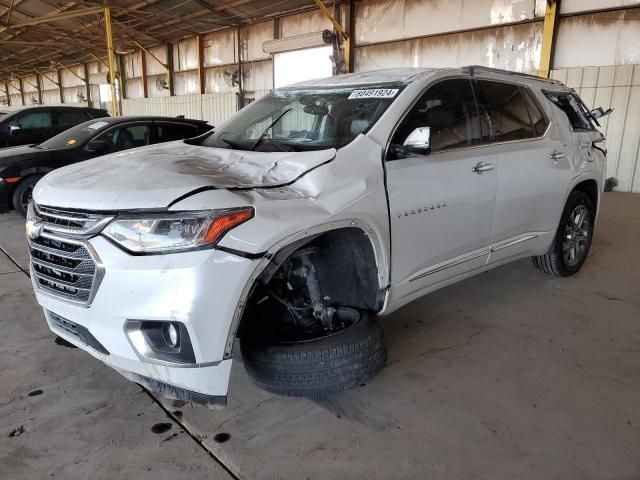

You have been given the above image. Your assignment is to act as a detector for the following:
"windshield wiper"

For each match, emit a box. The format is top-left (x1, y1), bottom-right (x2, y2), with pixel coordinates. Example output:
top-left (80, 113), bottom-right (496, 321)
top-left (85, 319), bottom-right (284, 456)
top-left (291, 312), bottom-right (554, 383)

top-left (249, 108), bottom-right (292, 151)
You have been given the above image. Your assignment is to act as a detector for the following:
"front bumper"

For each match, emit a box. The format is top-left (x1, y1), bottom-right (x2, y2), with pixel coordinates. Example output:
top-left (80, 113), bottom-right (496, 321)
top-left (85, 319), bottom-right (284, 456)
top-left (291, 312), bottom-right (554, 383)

top-left (33, 235), bottom-right (260, 400)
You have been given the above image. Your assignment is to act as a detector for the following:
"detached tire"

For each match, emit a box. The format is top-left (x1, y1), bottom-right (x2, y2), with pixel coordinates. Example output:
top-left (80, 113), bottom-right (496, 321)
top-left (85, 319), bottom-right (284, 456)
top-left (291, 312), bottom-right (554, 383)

top-left (533, 190), bottom-right (595, 277)
top-left (240, 310), bottom-right (387, 398)
top-left (12, 174), bottom-right (43, 217)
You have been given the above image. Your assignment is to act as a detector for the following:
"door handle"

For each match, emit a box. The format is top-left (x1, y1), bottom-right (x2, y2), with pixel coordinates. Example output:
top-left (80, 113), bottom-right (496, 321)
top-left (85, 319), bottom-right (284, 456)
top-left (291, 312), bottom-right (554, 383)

top-left (472, 162), bottom-right (494, 174)
top-left (550, 152), bottom-right (566, 160)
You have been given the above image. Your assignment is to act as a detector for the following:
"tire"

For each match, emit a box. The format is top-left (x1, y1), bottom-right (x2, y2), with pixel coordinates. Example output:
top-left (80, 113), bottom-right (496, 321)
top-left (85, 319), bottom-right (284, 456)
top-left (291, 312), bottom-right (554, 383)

top-left (240, 310), bottom-right (387, 398)
top-left (533, 190), bottom-right (595, 277)
top-left (12, 174), bottom-right (43, 217)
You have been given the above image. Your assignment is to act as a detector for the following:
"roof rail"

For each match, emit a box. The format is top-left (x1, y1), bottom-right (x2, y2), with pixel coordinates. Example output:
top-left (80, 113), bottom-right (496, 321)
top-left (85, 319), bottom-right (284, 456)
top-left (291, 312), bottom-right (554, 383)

top-left (462, 65), bottom-right (562, 85)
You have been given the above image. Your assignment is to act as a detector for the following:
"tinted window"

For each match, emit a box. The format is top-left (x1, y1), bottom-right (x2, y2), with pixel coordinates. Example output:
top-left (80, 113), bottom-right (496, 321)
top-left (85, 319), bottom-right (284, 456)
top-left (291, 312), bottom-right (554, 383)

top-left (10, 110), bottom-right (52, 130)
top-left (390, 79), bottom-right (481, 156)
top-left (522, 89), bottom-right (548, 136)
top-left (156, 123), bottom-right (199, 143)
top-left (58, 110), bottom-right (90, 128)
top-left (475, 81), bottom-right (535, 143)
top-left (98, 124), bottom-right (151, 151)
top-left (545, 92), bottom-right (593, 130)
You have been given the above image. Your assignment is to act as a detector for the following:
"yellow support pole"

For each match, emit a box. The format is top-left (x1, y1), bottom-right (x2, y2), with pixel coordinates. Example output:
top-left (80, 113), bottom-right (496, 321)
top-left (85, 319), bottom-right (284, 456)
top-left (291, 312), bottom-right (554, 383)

top-left (104, 6), bottom-right (119, 116)
top-left (539, 0), bottom-right (559, 79)
top-left (313, 0), bottom-right (350, 73)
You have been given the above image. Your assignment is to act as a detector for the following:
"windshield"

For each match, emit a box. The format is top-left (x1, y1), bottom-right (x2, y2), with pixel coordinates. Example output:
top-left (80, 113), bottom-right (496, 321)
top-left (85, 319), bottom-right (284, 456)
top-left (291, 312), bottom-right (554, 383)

top-left (200, 83), bottom-right (405, 152)
top-left (36, 120), bottom-right (111, 150)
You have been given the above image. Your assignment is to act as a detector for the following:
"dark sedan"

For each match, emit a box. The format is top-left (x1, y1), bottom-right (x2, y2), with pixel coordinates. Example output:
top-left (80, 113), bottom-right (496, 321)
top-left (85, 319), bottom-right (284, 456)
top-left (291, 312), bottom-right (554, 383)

top-left (0, 116), bottom-right (213, 216)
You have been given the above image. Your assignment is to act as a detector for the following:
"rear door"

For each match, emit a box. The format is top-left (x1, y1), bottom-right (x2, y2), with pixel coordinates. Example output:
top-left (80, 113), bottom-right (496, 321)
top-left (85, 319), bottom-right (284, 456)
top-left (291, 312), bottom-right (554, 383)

top-left (474, 80), bottom-right (571, 263)
top-left (385, 78), bottom-right (497, 301)
top-left (55, 108), bottom-right (92, 135)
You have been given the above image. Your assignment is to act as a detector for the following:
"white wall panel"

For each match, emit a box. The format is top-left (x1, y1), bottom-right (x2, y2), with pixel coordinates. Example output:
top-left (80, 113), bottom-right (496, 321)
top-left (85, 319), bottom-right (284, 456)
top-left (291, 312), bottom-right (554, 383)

top-left (23, 75), bottom-right (38, 94)
top-left (175, 70), bottom-right (199, 96)
top-left (280, 9), bottom-right (332, 38)
top-left (203, 29), bottom-right (237, 67)
top-left (60, 66), bottom-right (84, 88)
top-left (174, 37), bottom-right (199, 71)
top-left (122, 92), bottom-right (237, 126)
top-left (205, 66), bottom-right (239, 94)
top-left (41, 89), bottom-right (61, 105)
top-left (552, 64), bottom-right (640, 193)
top-left (125, 78), bottom-right (144, 99)
top-left (40, 71), bottom-right (58, 90)
top-left (560, 0), bottom-right (640, 14)
top-left (554, 9), bottom-right (640, 68)
top-left (124, 51), bottom-right (143, 78)
top-left (356, 0), bottom-right (540, 45)
top-left (145, 45), bottom-right (168, 76)
top-left (244, 20), bottom-right (273, 61)
top-left (62, 87), bottom-right (88, 105)
top-left (243, 59), bottom-right (273, 93)
top-left (356, 22), bottom-right (542, 72)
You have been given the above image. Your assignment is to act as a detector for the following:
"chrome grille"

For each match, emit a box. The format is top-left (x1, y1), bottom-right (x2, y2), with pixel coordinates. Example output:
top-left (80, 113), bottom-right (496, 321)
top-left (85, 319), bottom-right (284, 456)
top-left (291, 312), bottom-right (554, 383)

top-left (33, 204), bottom-right (113, 236)
top-left (28, 203), bottom-right (109, 305)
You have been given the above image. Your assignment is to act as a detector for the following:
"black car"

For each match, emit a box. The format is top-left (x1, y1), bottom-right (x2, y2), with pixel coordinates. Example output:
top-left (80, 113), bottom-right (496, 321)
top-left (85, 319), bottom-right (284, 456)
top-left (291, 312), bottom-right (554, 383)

top-left (0, 116), bottom-right (213, 216)
top-left (0, 106), bottom-right (109, 148)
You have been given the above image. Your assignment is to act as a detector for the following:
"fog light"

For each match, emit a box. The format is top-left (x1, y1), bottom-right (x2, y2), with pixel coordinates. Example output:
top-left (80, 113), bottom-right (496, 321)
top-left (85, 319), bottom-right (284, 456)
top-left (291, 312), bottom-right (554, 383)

top-left (163, 322), bottom-right (180, 348)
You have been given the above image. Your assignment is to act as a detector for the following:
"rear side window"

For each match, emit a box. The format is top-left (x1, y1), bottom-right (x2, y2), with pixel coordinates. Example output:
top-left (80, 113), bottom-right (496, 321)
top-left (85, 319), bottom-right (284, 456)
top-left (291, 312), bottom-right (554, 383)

top-left (544, 92), bottom-right (593, 130)
top-left (156, 123), bottom-right (199, 143)
top-left (58, 110), bottom-right (90, 128)
top-left (474, 80), bottom-right (536, 143)
top-left (522, 89), bottom-right (549, 136)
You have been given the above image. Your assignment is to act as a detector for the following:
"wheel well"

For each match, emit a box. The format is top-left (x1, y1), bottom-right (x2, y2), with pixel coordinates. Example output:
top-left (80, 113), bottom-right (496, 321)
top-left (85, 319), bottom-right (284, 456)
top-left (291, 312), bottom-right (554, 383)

top-left (572, 179), bottom-right (598, 211)
top-left (237, 227), bottom-right (382, 337)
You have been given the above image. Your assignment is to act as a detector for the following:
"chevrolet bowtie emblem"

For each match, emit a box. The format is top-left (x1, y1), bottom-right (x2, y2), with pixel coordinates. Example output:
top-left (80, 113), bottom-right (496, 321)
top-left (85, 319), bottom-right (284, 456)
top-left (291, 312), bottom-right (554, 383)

top-left (26, 220), bottom-right (43, 240)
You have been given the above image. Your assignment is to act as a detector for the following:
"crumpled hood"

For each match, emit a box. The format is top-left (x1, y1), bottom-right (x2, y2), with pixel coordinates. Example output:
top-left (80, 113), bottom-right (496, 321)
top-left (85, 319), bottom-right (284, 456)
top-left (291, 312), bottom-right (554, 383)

top-left (0, 145), bottom-right (43, 169)
top-left (34, 141), bottom-right (336, 210)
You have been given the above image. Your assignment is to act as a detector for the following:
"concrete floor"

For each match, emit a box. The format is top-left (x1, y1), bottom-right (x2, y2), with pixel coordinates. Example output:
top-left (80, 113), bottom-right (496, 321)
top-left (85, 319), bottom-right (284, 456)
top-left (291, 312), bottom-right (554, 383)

top-left (1, 192), bottom-right (639, 480)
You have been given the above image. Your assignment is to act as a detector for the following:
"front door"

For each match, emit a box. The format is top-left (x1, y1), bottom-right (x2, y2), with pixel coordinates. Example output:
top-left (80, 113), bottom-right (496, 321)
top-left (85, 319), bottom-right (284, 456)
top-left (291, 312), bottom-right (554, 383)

top-left (385, 78), bottom-right (497, 303)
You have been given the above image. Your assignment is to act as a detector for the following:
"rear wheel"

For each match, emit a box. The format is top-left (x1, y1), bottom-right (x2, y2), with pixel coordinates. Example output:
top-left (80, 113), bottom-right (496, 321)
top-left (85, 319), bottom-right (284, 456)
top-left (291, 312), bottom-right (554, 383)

top-left (12, 174), bottom-right (43, 217)
top-left (533, 190), bottom-right (595, 277)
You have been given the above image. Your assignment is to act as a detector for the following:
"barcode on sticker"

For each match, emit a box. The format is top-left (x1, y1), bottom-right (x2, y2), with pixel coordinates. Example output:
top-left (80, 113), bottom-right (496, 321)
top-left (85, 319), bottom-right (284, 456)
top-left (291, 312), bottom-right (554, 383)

top-left (348, 88), bottom-right (399, 100)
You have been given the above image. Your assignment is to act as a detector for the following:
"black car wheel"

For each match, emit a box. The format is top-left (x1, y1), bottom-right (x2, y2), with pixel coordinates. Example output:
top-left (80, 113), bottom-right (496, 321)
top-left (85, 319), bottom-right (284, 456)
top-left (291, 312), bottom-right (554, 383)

top-left (12, 174), bottom-right (43, 218)
top-left (240, 308), bottom-right (387, 398)
top-left (533, 190), bottom-right (595, 277)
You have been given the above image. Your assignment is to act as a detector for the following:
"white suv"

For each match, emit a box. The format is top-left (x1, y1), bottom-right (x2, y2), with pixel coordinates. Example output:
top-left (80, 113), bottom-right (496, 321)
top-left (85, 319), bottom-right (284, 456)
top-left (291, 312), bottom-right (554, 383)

top-left (27, 67), bottom-right (607, 406)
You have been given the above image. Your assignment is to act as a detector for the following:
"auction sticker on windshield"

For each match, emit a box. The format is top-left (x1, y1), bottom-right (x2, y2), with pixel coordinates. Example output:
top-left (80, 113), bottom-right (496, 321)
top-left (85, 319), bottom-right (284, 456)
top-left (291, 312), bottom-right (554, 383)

top-left (86, 121), bottom-right (109, 132)
top-left (348, 88), bottom-right (399, 100)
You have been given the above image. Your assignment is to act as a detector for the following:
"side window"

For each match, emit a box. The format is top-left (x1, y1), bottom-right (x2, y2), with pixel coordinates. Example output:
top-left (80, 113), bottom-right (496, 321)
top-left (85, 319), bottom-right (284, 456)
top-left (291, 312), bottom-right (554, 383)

top-left (98, 124), bottom-right (151, 151)
top-left (10, 110), bottom-right (52, 130)
top-left (156, 123), bottom-right (198, 143)
top-left (58, 110), bottom-right (90, 128)
top-left (521, 89), bottom-right (549, 136)
top-left (390, 78), bottom-right (481, 157)
top-left (475, 80), bottom-right (535, 143)
top-left (544, 92), bottom-right (593, 131)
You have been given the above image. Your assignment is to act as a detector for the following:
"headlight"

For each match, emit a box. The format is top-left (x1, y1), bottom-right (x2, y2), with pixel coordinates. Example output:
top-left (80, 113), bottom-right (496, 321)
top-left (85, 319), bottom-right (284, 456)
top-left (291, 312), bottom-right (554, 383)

top-left (103, 208), bottom-right (253, 253)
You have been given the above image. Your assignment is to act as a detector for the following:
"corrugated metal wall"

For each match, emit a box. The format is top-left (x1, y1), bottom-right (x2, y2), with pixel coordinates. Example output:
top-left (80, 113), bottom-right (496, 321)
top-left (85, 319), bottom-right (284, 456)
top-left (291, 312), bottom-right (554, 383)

top-left (2, 1), bottom-right (639, 191)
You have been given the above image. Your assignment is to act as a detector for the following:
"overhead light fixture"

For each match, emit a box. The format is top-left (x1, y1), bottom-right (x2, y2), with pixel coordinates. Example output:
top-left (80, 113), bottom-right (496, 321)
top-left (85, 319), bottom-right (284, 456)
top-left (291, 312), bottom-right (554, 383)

top-left (115, 44), bottom-right (135, 55)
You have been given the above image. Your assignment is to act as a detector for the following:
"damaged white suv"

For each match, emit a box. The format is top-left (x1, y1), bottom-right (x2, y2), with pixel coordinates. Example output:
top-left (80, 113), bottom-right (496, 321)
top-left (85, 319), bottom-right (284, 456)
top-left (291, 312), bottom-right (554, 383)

top-left (27, 67), bottom-right (607, 406)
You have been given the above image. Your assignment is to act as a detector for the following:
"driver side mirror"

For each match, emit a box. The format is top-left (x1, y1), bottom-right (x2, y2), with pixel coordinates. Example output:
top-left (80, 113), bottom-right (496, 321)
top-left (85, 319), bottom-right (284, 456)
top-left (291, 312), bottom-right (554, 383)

top-left (9, 124), bottom-right (22, 136)
top-left (402, 127), bottom-right (431, 156)
top-left (84, 139), bottom-right (111, 154)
